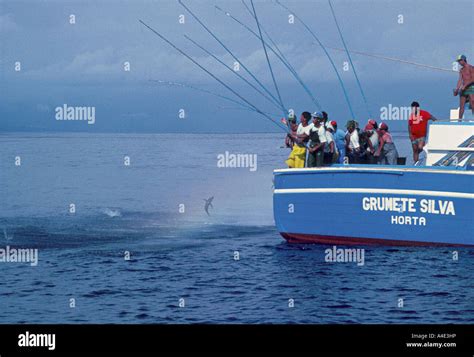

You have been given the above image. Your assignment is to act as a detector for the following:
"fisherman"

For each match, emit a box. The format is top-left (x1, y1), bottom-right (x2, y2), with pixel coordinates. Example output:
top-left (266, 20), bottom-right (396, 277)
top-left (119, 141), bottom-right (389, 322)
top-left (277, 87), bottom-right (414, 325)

top-left (285, 112), bottom-right (312, 168)
top-left (375, 123), bottom-right (399, 165)
top-left (284, 113), bottom-right (298, 148)
top-left (322, 111), bottom-right (329, 128)
top-left (364, 123), bottom-right (379, 164)
top-left (368, 118), bottom-right (378, 130)
top-left (307, 113), bottom-right (327, 167)
top-left (345, 120), bottom-right (360, 163)
top-left (408, 101), bottom-right (437, 163)
top-left (331, 121), bottom-right (346, 164)
top-left (454, 55), bottom-right (474, 119)
top-left (311, 112), bottom-right (327, 141)
top-left (324, 122), bottom-right (338, 164)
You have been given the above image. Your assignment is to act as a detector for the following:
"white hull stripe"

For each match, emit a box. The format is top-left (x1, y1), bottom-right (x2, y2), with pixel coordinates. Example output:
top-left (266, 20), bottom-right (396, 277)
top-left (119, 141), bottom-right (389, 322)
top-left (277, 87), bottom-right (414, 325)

top-left (274, 167), bottom-right (474, 175)
top-left (274, 188), bottom-right (474, 199)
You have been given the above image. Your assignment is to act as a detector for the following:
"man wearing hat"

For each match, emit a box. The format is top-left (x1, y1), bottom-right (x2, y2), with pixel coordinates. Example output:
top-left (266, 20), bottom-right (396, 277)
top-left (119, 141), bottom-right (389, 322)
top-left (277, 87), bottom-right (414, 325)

top-left (307, 112), bottom-right (327, 167)
top-left (454, 54), bottom-right (474, 119)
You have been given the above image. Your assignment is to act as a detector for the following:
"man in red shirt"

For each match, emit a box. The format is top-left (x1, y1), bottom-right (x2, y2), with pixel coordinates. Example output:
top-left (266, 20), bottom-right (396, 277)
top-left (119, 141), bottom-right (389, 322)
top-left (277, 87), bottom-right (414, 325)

top-left (408, 101), bottom-right (437, 163)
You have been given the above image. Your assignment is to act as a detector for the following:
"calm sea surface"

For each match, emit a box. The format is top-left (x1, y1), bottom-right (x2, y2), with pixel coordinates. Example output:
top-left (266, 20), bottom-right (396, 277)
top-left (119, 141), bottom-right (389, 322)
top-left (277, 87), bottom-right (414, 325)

top-left (0, 132), bottom-right (473, 323)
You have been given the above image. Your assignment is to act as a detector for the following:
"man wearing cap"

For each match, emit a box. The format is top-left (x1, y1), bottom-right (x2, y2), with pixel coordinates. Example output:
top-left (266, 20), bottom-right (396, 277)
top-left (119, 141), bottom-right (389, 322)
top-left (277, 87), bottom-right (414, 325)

top-left (307, 112), bottom-right (327, 167)
top-left (454, 55), bottom-right (474, 119)
top-left (408, 101), bottom-right (437, 163)
top-left (375, 123), bottom-right (399, 165)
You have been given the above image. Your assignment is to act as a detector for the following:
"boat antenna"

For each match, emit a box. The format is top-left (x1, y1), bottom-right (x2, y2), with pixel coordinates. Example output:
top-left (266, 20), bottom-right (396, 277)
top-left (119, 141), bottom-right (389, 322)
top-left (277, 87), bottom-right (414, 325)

top-left (248, 0), bottom-right (286, 114)
top-left (275, 0), bottom-right (356, 120)
top-left (184, 34), bottom-right (283, 111)
top-left (139, 20), bottom-right (287, 132)
top-left (178, 0), bottom-right (287, 118)
top-left (328, 0), bottom-right (372, 119)
top-left (215, 4), bottom-right (323, 110)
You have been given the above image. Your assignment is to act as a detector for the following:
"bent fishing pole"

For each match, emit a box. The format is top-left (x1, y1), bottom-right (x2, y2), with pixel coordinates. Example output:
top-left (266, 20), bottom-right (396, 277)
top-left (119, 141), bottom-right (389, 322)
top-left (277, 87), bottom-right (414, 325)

top-left (328, 0), bottom-right (372, 119)
top-left (139, 20), bottom-right (287, 132)
top-left (177, 0), bottom-right (287, 119)
top-left (249, 0), bottom-right (286, 113)
top-left (183, 34), bottom-right (283, 112)
top-left (275, 0), bottom-right (356, 120)
top-left (150, 80), bottom-right (282, 118)
top-left (323, 46), bottom-right (456, 73)
top-left (150, 80), bottom-right (254, 112)
top-left (215, 3), bottom-right (323, 111)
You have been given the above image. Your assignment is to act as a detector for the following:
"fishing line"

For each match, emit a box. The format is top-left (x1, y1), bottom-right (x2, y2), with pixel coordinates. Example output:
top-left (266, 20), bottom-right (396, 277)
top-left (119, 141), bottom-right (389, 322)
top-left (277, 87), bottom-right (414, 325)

top-left (275, 0), bottom-right (356, 119)
top-left (178, 0), bottom-right (287, 116)
top-left (328, 0), bottom-right (372, 118)
top-left (150, 80), bottom-right (253, 111)
top-left (249, 0), bottom-right (286, 115)
top-left (184, 35), bottom-right (283, 111)
top-left (139, 20), bottom-right (287, 132)
top-left (215, 4), bottom-right (323, 110)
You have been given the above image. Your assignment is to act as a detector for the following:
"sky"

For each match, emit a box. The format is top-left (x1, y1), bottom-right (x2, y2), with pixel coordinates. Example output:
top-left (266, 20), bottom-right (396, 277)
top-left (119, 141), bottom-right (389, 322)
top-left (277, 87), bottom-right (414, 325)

top-left (0, 0), bottom-right (473, 133)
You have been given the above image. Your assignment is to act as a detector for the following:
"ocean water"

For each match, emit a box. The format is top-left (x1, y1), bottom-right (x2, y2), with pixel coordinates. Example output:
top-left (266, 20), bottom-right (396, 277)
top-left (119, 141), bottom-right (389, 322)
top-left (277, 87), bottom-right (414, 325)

top-left (0, 132), bottom-right (473, 324)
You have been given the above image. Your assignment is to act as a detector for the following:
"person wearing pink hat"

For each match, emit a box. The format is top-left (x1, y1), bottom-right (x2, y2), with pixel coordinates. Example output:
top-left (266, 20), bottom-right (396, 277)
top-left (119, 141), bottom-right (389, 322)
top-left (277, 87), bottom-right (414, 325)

top-left (367, 119), bottom-right (378, 130)
top-left (375, 123), bottom-right (399, 165)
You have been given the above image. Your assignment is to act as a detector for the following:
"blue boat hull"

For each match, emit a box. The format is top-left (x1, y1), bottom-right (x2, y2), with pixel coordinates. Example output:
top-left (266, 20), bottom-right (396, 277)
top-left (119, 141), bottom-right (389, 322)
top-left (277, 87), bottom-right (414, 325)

top-left (273, 166), bottom-right (474, 246)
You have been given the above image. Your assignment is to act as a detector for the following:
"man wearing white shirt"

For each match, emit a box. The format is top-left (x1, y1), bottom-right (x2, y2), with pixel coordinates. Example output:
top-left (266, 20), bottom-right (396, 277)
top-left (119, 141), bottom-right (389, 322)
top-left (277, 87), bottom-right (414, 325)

top-left (324, 122), bottom-right (338, 164)
top-left (346, 120), bottom-right (360, 163)
top-left (307, 112), bottom-right (327, 167)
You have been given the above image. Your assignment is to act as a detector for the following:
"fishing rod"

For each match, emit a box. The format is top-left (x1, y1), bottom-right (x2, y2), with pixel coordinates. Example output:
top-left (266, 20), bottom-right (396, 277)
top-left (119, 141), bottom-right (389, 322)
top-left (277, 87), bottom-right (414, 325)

top-left (216, 105), bottom-right (281, 118)
top-left (139, 20), bottom-right (287, 132)
top-left (323, 45), bottom-right (456, 73)
top-left (178, 0), bottom-right (287, 118)
top-left (183, 34), bottom-right (283, 111)
top-left (249, 0), bottom-right (286, 113)
top-left (150, 80), bottom-right (255, 112)
top-left (275, 0), bottom-right (356, 120)
top-left (214, 4), bottom-right (323, 110)
top-left (328, 0), bottom-right (372, 119)
top-left (153, 80), bottom-right (281, 117)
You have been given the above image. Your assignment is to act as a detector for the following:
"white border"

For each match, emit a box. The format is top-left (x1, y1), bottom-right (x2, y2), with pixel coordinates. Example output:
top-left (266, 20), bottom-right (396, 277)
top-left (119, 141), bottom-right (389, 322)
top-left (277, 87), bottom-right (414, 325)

top-left (274, 188), bottom-right (474, 199)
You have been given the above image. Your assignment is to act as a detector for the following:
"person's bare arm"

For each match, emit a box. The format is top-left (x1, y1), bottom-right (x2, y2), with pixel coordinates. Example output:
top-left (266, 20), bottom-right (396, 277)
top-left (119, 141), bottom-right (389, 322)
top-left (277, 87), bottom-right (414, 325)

top-left (454, 72), bottom-right (463, 95)
top-left (375, 137), bottom-right (384, 157)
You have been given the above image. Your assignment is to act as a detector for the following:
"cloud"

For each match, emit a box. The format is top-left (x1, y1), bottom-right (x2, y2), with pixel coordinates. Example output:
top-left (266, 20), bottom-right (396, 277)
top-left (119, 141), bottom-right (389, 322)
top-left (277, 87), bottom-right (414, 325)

top-left (0, 13), bottom-right (19, 32)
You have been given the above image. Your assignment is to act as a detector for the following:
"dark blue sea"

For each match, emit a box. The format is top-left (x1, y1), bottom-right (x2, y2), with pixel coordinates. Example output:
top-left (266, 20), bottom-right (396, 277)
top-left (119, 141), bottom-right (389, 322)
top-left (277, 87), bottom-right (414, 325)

top-left (1, 133), bottom-right (473, 323)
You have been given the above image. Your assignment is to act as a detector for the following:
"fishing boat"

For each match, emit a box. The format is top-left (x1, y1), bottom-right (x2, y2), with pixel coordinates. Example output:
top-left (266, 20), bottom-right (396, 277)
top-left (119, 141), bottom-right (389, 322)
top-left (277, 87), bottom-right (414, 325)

top-left (273, 119), bottom-right (474, 246)
top-left (140, 1), bottom-right (473, 245)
